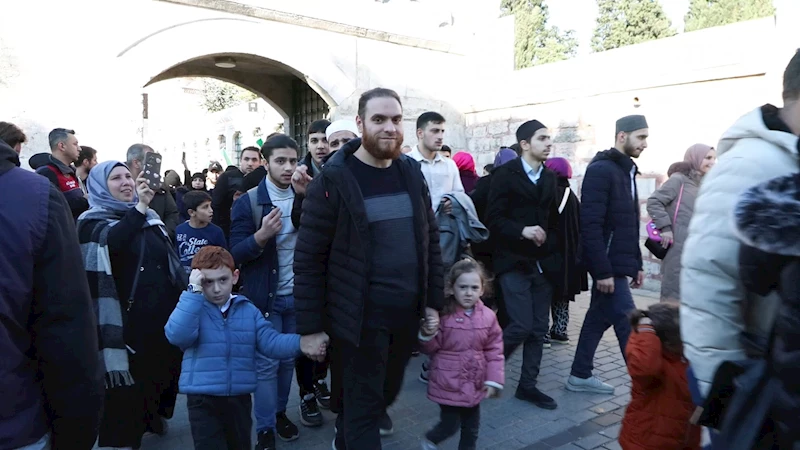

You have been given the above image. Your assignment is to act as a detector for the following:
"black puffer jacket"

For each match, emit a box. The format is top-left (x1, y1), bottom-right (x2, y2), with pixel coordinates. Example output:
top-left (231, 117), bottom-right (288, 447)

top-left (735, 173), bottom-right (800, 448)
top-left (293, 139), bottom-right (444, 346)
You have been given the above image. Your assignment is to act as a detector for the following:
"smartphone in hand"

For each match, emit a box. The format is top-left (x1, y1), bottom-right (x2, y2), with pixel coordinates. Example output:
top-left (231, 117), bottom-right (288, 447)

top-left (143, 152), bottom-right (163, 190)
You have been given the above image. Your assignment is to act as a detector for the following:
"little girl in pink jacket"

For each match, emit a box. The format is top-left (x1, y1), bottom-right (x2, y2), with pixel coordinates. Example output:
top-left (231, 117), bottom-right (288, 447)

top-left (419, 258), bottom-right (505, 450)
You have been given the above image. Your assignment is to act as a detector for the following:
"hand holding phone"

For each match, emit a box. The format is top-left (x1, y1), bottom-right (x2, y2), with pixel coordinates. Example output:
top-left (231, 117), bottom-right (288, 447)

top-left (142, 152), bottom-right (163, 190)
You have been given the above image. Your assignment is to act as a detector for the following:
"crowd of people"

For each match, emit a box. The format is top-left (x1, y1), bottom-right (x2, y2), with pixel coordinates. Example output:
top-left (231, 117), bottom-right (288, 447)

top-left (3, 50), bottom-right (800, 450)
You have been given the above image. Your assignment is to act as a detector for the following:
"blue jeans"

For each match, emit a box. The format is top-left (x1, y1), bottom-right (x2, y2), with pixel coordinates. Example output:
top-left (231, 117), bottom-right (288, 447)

top-left (255, 294), bottom-right (296, 433)
top-left (570, 277), bottom-right (635, 379)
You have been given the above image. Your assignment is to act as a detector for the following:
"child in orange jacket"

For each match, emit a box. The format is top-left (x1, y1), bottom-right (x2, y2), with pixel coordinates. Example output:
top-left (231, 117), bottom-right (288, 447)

top-left (619, 302), bottom-right (700, 450)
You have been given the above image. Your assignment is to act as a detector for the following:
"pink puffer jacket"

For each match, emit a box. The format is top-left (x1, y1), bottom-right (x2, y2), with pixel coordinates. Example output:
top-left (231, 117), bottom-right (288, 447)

top-left (420, 301), bottom-right (504, 408)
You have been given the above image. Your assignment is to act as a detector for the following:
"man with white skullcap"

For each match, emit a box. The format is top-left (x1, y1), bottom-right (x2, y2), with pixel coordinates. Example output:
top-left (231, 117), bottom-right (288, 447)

top-left (290, 119), bottom-right (360, 430)
top-left (326, 120), bottom-right (360, 152)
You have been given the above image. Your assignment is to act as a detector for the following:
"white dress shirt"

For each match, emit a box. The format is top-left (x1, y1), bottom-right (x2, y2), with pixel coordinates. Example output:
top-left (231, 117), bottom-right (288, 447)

top-left (407, 145), bottom-right (464, 206)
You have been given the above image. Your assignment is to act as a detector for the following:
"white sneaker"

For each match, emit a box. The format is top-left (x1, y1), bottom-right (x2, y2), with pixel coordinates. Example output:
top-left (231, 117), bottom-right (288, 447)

top-left (565, 375), bottom-right (615, 394)
top-left (421, 439), bottom-right (438, 450)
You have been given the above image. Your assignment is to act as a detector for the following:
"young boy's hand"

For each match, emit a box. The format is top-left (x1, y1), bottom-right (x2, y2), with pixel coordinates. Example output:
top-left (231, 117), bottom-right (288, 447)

top-left (483, 386), bottom-right (499, 399)
top-left (300, 332), bottom-right (329, 361)
top-left (189, 269), bottom-right (205, 287)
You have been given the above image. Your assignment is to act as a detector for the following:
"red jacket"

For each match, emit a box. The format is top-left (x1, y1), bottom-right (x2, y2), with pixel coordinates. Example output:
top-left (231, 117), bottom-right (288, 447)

top-left (419, 301), bottom-right (504, 408)
top-left (619, 326), bottom-right (700, 450)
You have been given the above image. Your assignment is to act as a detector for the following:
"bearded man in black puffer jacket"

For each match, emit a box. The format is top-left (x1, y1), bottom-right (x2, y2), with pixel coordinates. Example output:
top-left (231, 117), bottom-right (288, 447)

top-left (294, 88), bottom-right (444, 450)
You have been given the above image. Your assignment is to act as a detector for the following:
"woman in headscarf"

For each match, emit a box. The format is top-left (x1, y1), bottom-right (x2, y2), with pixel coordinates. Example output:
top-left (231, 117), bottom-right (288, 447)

top-left (77, 161), bottom-right (185, 449)
top-left (543, 157), bottom-right (588, 345)
top-left (453, 151), bottom-right (479, 193)
top-left (647, 144), bottom-right (716, 300)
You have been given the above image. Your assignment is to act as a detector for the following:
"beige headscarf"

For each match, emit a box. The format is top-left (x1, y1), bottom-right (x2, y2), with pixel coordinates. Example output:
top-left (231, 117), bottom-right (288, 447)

top-left (684, 144), bottom-right (714, 173)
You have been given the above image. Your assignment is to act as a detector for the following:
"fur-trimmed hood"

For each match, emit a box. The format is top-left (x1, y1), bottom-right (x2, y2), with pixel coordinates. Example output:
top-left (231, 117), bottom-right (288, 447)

top-left (734, 173), bottom-right (800, 257)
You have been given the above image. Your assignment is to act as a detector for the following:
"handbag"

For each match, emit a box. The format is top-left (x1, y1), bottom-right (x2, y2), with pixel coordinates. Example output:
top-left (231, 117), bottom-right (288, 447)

top-left (645, 183), bottom-right (684, 260)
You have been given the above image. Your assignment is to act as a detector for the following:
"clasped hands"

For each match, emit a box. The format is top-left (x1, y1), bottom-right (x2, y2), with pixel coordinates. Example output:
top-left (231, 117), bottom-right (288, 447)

top-left (300, 332), bottom-right (329, 362)
top-left (419, 307), bottom-right (440, 337)
top-left (522, 225), bottom-right (546, 246)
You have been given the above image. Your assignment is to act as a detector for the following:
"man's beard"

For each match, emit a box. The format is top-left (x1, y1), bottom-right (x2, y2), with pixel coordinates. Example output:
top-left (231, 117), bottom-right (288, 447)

top-left (623, 138), bottom-right (639, 157)
top-left (362, 130), bottom-right (403, 161)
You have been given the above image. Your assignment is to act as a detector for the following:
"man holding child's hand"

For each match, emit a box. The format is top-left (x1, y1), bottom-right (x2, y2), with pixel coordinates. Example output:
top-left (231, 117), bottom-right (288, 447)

top-left (164, 246), bottom-right (327, 450)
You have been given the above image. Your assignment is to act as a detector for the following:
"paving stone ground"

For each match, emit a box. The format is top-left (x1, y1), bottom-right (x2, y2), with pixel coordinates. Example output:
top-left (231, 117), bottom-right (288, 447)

top-left (126, 290), bottom-right (658, 450)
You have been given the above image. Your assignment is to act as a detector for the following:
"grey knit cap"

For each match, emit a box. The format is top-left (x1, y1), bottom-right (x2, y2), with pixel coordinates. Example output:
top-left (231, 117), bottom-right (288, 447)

top-left (615, 115), bottom-right (649, 134)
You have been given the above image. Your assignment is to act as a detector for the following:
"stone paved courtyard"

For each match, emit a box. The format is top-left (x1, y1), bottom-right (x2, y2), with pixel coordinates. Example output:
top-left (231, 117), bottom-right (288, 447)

top-left (128, 291), bottom-right (657, 450)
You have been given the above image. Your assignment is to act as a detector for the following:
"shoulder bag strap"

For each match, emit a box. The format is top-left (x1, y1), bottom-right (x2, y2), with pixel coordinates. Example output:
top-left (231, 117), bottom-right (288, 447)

top-left (248, 186), bottom-right (262, 229)
top-left (558, 187), bottom-right (571, 214)
top-left (672, 184), bottom-right (685, 224)
top-left (127, 236), bottom-right (147, 312)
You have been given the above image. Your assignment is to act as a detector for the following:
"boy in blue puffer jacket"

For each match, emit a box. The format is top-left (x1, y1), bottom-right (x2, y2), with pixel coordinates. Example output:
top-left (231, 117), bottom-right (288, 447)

top-left (165, 246), bottom-right (329, 450)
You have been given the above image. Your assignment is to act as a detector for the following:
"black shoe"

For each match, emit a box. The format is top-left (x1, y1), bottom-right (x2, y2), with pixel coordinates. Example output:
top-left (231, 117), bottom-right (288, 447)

top-left (550, 333), bottom-right (569, 344)
top-left (299, 395), bottom-right (324, 427)
top-left (256, 429), bottom-right (277, 450)
top-left (515, 386), bottom-right (558, 410)
top-left (379, 411), bottom-right (394, 436)
top-left (419, 361), bottom-right (430, 384)
top-left (146, 417), bottom-right (168, 436)
top-left (276, 412), bottom-right (300, 441)
top-left (315, 380), bottom-right (331, 410)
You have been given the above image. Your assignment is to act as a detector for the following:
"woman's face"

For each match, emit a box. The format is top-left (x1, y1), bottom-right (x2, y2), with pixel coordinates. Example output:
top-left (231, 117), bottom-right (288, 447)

top-left (192, 178), bottom-right (205, 190)
top-left (108, 166), bottom-right (136, 202)
top-left (700, 149), bottom-right (717, 174)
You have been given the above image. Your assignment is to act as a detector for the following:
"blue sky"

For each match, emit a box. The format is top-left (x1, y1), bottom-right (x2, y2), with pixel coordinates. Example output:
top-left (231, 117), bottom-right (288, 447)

top-left (547, 0), bottom-right (691, 53)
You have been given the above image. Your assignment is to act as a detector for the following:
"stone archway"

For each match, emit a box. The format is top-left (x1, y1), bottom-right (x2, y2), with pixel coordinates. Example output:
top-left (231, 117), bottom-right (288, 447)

top-left (112, 17), bottom-right (362, 161)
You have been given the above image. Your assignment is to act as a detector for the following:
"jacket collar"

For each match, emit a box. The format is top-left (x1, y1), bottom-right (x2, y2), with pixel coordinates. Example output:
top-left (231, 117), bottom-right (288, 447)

top-left (0, 139), bottom-right (20, 176)
top-left (256, 175), bottom-right (294, 206)
top-left (47, 154), bottom-right (76, 175)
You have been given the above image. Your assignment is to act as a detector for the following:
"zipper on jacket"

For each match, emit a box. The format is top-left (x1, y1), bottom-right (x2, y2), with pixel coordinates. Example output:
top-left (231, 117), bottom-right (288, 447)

top-left (334, 181), bottom-right (370, 347)
top-left (223, 310), bottom-right (232, 396)
top-left (606, 231), bottom-right (614, 255)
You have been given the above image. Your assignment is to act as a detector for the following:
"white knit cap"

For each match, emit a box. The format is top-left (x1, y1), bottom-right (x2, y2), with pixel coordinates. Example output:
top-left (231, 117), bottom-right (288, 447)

top-left (326, 120), bottom-right (360, 140)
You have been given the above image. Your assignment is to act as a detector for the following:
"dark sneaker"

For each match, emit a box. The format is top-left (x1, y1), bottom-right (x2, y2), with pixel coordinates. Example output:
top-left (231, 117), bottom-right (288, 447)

top-left (275, 412), bottom-right (300, 441)
top-left (332, 428), bottom-right (345, 450)
top-left (256, 429), bottom-right (277, 450)
top-left (299, 395), bottom-right (324, 427)
top-left (379, 411), bottom-right (394, 436)
top-left (315, 380), bottom-right (331, 410)
top-left (146, 417), bottom-right (168, 436)
top-left (550, 333), bottom-right (569, 344)
top-left (515, 386), bottom-right (558, 410)
top-left (419, 360), bottom-right (430, 384)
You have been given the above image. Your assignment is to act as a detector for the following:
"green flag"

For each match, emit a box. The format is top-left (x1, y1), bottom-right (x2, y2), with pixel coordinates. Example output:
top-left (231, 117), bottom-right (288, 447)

top-left (257, 138), bottom-right (264, 147)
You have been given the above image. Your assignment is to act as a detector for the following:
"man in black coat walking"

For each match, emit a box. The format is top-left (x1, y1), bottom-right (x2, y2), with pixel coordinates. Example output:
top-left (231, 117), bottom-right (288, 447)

top-left (486, 120), bottom-right (560, 410)
top-left (294, 88), bottom-right (444, 450)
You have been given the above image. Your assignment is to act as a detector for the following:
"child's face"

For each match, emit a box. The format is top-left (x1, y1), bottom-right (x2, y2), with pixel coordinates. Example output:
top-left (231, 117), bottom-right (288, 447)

top-left (200, 266), bottom-right (239, 306)
top-left (190, 200), bottom-right (213, 224)
top-left (453, 271), bottom-right (483, 310)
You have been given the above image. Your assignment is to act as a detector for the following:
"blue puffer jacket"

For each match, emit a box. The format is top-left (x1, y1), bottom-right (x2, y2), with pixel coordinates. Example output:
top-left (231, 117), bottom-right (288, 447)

top-left (580, 148), bottom-right (643, 279)
top-left (165, 291), bottom-right (301, 396)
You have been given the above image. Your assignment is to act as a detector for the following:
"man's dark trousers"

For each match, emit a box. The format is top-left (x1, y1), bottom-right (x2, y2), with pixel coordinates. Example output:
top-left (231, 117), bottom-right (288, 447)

top-left (187, 394), bottom-right (252, 450)
top-left (500, 269), bottom-right (553, 390)
top-left (330, 324), bottom-right (416, 449)
top-left (571, 277), bottom-right (635, 379)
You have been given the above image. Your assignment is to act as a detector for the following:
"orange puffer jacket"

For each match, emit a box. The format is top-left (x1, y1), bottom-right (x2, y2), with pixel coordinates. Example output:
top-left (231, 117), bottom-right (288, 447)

top-left (619, 327), bottom-right (700, 450)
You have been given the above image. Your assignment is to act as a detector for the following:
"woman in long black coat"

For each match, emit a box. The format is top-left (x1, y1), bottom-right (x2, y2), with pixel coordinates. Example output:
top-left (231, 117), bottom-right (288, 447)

top-left (78, 161), bottom-right (185, 449)
top-left (544, 157), bottom-right (588, 344)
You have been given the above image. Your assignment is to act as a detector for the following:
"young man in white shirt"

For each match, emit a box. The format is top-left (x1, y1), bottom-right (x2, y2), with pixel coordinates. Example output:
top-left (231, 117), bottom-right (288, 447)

top-left (407, 111), bottom-right (464, 382)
